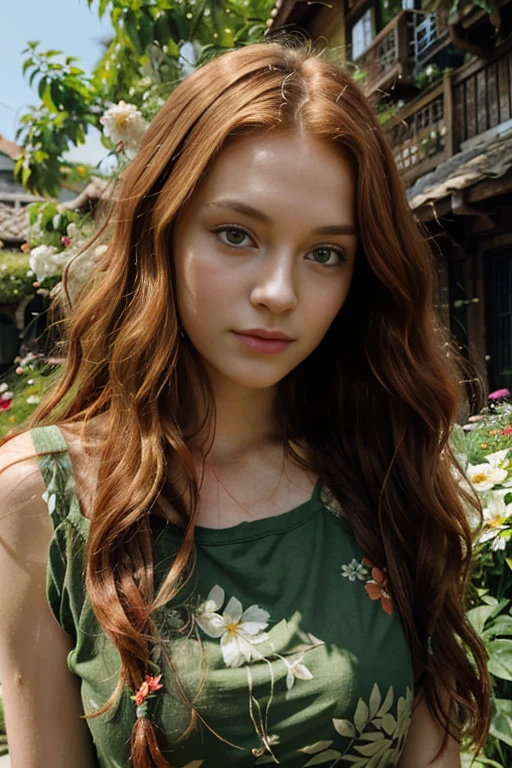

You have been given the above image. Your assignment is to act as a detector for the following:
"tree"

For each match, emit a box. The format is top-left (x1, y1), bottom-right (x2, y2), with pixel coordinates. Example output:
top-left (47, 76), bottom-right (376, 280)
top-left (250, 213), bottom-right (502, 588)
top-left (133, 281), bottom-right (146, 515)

top-left (15, 0), bottom-right (275, 197)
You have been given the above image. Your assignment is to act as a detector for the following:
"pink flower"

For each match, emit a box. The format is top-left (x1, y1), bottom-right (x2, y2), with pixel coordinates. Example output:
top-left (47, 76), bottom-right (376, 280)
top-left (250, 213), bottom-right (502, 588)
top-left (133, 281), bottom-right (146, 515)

top-left (503, 427), bottom-right (512, 436)
top-left (489, 389), bottom-right (510, 400)
top-left (61, 236), bottom-right (71, 247)
top-left (15, 366), bottom-right (23, 375)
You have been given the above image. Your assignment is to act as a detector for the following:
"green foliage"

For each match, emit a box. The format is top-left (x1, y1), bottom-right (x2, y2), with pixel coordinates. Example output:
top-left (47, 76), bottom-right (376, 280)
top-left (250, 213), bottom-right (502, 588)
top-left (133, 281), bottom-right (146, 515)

top-left (27, 200), bottom-right (90, 250)
top-left (454, 396), bottom-right (512, 767)
top-left (0, 361), bottom-right (63, 440)
top-left (414, 63), bottom-right (454, 92)
top-left (0, 251), bottom-right (37, 304)
top-left (16, 1), bottom-right (275, 197)
top-left (15, 42), bottom-right (102, 197)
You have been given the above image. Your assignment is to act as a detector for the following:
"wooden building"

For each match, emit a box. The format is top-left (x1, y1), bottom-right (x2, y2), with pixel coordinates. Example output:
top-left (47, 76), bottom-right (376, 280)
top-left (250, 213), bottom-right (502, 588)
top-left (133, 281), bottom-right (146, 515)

top-left (267, 0), bottom-right (512, 392)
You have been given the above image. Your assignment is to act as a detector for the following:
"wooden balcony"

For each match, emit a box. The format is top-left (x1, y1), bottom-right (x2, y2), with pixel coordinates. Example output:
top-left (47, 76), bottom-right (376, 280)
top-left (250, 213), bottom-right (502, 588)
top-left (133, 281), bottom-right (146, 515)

top-left (384, 38), bottom-right (512, 186)
top-left (452, 41), bottom-right (512, 147)
top-left (353, 10), bottom-right (415, 95)
top-left (383, 80), bottom-right (451, 186)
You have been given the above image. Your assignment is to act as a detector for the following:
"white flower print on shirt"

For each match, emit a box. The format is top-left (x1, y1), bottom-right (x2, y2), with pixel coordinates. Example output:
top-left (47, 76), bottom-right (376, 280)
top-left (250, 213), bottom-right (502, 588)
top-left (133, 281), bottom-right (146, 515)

top-left (283, 652), bottom-right (314, 690)
top-left (195, 585), bottom-right (270, 668)
top-left (341, 558), bottom-right (369, 582)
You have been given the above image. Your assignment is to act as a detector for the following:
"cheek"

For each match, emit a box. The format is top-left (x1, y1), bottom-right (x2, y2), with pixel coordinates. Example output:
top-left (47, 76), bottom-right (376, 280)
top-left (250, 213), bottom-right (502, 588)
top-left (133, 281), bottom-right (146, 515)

top-left (175, 248), bottom-right (236, 328)
top-left (305, 278), bottom-right (353, 342)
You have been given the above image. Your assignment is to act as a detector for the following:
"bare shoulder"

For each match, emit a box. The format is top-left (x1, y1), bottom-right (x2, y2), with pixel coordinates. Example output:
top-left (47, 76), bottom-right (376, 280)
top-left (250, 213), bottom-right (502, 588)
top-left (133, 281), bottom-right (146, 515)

top-left (0, 430), bottom-right (48, 529)
top-left (0, 429), bottom-right (98, 767)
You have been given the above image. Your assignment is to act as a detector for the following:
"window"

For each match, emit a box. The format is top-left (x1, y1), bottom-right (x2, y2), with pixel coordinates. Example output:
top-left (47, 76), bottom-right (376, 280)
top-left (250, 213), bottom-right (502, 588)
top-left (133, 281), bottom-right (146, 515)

top-left (351, 9), bottom-right (374, 59)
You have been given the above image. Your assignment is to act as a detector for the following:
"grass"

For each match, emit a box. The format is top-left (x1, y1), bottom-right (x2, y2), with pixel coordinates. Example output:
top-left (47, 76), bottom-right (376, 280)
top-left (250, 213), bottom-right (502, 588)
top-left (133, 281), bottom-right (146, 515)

top-left (0, 362), bottom-right (63, 439)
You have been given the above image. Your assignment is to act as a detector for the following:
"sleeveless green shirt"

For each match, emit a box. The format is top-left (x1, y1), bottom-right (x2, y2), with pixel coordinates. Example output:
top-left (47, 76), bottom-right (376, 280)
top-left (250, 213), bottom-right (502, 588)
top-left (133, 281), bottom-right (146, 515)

top-left (32, 424), bottom-right (414, 768)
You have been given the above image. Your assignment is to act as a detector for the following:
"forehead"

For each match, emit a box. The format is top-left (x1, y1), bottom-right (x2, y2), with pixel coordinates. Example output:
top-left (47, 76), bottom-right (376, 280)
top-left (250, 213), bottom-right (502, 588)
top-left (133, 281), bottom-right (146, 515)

top-left (188, 129), bottom-right (357, 225)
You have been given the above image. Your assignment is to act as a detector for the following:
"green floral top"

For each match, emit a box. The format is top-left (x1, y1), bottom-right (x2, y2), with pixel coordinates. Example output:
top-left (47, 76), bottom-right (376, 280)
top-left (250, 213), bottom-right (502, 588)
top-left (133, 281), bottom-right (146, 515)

top-left (32, 425), bottom-right (414, 768)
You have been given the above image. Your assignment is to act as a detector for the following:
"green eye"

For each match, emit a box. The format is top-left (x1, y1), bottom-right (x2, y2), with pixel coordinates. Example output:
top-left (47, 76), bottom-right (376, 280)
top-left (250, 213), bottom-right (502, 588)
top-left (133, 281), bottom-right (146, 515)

top-left (213, 226), bottom-right (252, 248)
top-left (308, 247), bottom-right (346, 266)
top-left (225, 229), bottom-right (246, 245)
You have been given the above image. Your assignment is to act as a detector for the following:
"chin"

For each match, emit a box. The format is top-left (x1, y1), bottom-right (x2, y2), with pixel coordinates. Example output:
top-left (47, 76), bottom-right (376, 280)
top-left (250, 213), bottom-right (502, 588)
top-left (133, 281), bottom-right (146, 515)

top-left (213, 362), bottom-right (294, 391)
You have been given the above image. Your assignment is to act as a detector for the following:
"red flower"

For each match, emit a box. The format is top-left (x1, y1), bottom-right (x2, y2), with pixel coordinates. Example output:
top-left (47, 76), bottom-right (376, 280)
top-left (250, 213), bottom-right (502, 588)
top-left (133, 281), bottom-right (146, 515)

top-left (133, 674), bottom-right (163, 706)
top-left (146, 674), bottom-right (163, 692)
top-left (135, 681), bottom-right (149, 706)
top-left (503, 427), bottom-right (512, 436)
top-left (0, 400), bottom-right (11, 411)
top-left (61, 236), bottom-right (71, 247)
top-left (362, 557), bottom-right (393, 615)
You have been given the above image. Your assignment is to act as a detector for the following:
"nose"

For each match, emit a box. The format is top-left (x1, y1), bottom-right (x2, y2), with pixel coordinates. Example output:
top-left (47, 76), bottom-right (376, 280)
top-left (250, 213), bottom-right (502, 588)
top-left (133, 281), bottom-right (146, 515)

top-left (249, 252), bottom-right (298, 314)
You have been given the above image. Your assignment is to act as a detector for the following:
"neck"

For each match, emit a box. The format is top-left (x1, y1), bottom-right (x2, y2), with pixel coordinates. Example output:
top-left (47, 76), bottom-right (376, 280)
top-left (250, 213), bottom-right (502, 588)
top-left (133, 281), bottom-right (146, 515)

top-left (184, 370), bottom-right (282, 464)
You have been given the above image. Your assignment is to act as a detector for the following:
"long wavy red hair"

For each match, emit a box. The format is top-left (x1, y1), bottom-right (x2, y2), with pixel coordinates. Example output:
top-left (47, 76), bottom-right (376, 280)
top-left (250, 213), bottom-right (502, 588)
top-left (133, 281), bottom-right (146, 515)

top-left (3, 40), bottom-right (489, 766)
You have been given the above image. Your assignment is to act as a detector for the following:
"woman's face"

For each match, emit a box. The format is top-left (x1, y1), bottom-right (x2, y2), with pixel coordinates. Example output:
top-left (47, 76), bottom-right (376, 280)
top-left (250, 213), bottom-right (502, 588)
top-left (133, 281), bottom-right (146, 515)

top-left (173, 130), bottom-right (358, 391)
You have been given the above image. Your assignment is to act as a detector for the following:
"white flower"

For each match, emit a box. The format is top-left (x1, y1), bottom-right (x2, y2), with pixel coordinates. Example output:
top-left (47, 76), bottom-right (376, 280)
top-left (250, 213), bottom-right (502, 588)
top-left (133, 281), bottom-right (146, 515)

top-left (1, 391), bottom-right (13, 400)
top-left (484, 449), bottom-right (510, 468)
top-left (466, 463), bottom-right (508, 492)
top-left (66, 222), bottom-right (80, 238)
top-left (479, 496), bottom-right (512, 548)
top-left (0, 383), bottom-right (7, 393)
top-left (99, 100), bottom-right (148, 158)
top-left (195, 585), bottom-right (270, 668)
top-left (284, 653), bottom-right (314, 690)
top-left (26, 395), bottom-right (40, 404)
top-left (29, 244), bottom-right (69, 282)
top-left (341, 558), bottom-right (369, 582)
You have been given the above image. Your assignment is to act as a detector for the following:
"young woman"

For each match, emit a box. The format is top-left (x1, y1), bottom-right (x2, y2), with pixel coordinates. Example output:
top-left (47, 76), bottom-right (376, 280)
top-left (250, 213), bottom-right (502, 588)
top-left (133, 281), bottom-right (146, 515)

top-left (0, 41), bottom-right (489, 768)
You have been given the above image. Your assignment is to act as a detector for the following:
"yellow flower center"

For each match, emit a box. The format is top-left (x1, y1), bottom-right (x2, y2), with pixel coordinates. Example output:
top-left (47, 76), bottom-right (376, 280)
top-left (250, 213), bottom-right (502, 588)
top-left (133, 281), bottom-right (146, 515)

top-left (488, 513), bottom-right (506, 528)
top-left (472, 473), bottom-right (489, 484)
top-left (115, 114), bottom-right (129, 129)
top-left (225, 622), bottom-right (240, 635)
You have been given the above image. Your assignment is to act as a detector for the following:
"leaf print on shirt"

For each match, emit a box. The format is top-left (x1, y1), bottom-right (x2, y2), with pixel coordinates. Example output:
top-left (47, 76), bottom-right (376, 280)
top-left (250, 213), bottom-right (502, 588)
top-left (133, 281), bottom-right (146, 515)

top-left (297, 683), bottom-right (413, 767)
top-left (195, 585), bottom-right (270, 668)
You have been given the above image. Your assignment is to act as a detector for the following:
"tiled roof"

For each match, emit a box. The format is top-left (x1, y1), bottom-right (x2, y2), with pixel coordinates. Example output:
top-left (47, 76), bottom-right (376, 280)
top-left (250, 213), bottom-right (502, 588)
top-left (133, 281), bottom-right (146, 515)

top-left (407, 126), bottom-right (512, 213)
top-left (0, 202), bottom-right (30, 244)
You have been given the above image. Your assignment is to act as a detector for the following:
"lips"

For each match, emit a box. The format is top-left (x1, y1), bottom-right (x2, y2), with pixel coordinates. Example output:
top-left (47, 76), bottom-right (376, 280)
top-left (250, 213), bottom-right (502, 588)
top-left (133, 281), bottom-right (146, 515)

top-left (235, 328), bottom-right (293, 341)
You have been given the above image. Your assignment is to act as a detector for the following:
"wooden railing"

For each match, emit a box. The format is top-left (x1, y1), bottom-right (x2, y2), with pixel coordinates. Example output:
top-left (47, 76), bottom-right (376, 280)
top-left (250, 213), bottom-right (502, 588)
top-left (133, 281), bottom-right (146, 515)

top-left (384, 38), bottom-right (512, 186)
top-left (353, 9), bottom-right (446, 94)
top-left (353, 10), bottom-right (417, 94)
top-left (383, 79), bottom-right (451, 186)
top-left (452, 40), bottom-right (512, 147)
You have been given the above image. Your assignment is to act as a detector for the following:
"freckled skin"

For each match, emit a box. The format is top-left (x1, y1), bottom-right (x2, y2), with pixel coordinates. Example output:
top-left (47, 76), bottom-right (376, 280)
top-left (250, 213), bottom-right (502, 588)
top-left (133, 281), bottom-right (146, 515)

top-left (173, 129), bottom-right (358, 392)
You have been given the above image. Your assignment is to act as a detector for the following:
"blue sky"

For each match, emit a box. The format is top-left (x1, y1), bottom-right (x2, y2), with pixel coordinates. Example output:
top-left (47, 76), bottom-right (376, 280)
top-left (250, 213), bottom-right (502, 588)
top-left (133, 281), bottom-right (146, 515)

top-left (1, 0), bottom-right (113, 166)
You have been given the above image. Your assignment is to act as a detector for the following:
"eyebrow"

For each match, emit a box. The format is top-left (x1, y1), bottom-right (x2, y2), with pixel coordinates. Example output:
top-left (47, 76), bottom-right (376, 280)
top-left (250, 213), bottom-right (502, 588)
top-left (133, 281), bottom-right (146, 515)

top-left (206, 199), bottom-right (357, 237)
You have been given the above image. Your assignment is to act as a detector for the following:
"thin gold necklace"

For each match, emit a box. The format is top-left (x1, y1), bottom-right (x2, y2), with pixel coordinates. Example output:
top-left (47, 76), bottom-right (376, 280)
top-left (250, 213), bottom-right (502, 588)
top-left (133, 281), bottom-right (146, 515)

top-left (210, 452), bottom-right (286, 521)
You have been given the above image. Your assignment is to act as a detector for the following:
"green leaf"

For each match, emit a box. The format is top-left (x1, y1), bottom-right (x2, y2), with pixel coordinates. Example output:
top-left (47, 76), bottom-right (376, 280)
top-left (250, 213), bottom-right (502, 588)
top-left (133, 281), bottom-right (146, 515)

top-left (487, 615), bottom-right (512, 637)
top-left (354, 739), bottom-right (392, 756)
top-left (21, 165), bottom-right (31, 186)
top-left (487, 639), bottom-right (512, 680)
top-left (489, 697), bottom-right (512, 746)
top-left (467, 604), bottom-right (496, 635)
top-left (28, 67), bottom-right (41, 87)
top-left (298, 741), bottom-right (334, 754)
top-left (332, 719), bottom-right (356, 738)
top-left (376, 686), bottom-right (394, 718)
top-left (354, 698), bottom-right (369, 733)
top-left (303, 751), bottom-right (342, 767)
top-left (41, 85), bottom-right (58, 113)
top-left (368, 683), bottom-right (381, 719)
